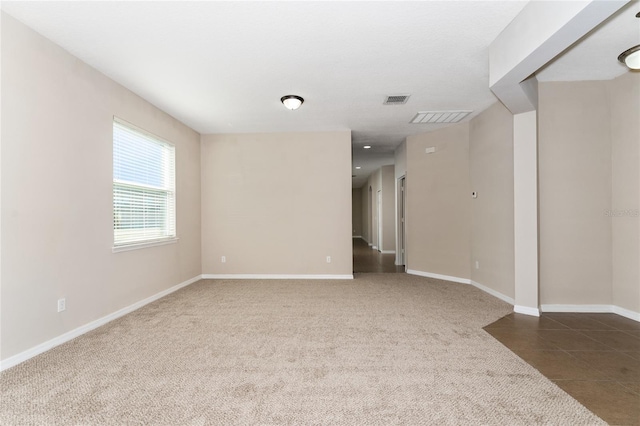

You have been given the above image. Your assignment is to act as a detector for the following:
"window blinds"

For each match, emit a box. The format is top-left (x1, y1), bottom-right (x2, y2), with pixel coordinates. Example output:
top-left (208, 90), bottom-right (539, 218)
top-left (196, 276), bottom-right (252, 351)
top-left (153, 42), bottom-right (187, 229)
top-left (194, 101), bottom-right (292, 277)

top-left (113, 118), bottom-right (176, 247)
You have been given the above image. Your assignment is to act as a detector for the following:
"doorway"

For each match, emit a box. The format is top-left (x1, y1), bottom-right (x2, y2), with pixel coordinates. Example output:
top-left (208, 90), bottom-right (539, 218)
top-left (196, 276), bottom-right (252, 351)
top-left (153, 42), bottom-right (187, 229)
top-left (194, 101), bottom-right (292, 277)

top-left (397, 176), bottom-right (406, 267)
top-left (377, 190), bottom-right (382, 252)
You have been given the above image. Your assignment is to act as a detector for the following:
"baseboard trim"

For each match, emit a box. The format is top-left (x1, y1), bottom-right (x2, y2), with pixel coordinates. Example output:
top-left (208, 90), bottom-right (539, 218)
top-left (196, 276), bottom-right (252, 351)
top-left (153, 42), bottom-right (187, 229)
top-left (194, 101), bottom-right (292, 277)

top-left (541, 304), bottom-right (640, 322)
top-left (0, 274), bottom-right (203, 372)
top-left (514, 305), bottom-right (540, 317)
top-left (470, 280), bottom-right (515, 305)
top-left (352, 235), bottom-right (363, 239)
top-left (613, 305), bottom-right (640, 322)
top-left (406, 269), bottom-right (471, 285)
top-left (372, 245), bottom-right (378, 250)
top-left (202, 274), bottom-right (354, 280)
top-left (380, 250), bottom-right (395, 254)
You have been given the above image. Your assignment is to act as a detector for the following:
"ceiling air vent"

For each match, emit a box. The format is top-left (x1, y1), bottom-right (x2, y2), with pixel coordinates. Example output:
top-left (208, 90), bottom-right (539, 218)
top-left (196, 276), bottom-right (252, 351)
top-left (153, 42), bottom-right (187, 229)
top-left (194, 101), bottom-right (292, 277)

top-left (410, 110), bottom-right (472, 124)
top-left (384, 94), bottom-right (410, 105)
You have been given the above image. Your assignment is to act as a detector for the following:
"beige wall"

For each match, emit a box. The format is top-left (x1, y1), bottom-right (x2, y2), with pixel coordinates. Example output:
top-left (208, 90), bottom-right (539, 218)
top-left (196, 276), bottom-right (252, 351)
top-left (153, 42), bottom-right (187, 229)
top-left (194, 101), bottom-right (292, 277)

top-left (538, 81), bottom-right (612, 305)
top-left (352, 188), bottom-right (363, 237)
top-left (469, 102), bottom-right (515, 298)
top-left (406, 124), bottom-right (471, 279)
top-left (200, 132), bottom-right (352, 276)
top-left (394, 141), bottom-right (407, 265)
top-left (367, 168), bottom-right (382, 249)
top-left (1, 14), bottom-right (202, 361)
top-left (381, 165), bottom-right (396, 252)
top-left (361, 165), bottom-right (395, 252)
top-left (394, 141), bottom-right (407, 180)
top-left (608, 73), bottom-right (640, 313)
top-left (361, 183), bottom-right (371, 244)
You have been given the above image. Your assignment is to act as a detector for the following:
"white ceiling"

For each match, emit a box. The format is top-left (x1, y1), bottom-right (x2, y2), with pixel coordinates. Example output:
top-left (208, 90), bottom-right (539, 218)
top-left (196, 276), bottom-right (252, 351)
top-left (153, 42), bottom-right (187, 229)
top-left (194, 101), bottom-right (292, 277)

top-left (2, 1), bottom-right (638, 188)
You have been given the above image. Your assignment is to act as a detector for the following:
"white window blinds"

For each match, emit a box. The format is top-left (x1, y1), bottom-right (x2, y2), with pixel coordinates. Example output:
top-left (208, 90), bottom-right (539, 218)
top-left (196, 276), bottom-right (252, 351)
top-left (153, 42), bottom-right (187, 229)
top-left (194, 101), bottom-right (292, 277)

top-left (113, 118), bottom-right (176, 247)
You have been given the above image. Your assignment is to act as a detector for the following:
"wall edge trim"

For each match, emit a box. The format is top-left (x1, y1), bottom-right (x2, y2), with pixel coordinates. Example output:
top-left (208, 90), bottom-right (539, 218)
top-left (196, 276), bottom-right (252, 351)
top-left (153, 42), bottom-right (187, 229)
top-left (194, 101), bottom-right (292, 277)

top-left (0, 274), bottom-right (203, 372)
top-left (406, 269), bottom-right (471, 285)
top-left (470, 280), bottom-right (515, 305)
top-left (514, 305), bottom-right (541, 317)
top-left (541, 304), bottom-right (640, 322)
top-left (202, 274), bottom-right (354, 280)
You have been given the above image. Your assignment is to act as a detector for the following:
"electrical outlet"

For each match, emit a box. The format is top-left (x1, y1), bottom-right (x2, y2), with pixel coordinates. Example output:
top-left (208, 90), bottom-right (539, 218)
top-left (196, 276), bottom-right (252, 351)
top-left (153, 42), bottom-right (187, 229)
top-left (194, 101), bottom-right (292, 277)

top-left (57, 298), bottom-right (66, 313)
top-left (221, 256), bottom-right (226, 263)
top-left (326, 256), bottom-right (331, 263)
top-left (475, 261), bottom-right (480, 270)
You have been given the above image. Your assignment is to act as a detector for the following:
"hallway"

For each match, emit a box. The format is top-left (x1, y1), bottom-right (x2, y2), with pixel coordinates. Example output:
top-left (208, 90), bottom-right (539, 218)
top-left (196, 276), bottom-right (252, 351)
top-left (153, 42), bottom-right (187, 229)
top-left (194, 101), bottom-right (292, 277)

top-left (353, 238), bottom-right (404, 273)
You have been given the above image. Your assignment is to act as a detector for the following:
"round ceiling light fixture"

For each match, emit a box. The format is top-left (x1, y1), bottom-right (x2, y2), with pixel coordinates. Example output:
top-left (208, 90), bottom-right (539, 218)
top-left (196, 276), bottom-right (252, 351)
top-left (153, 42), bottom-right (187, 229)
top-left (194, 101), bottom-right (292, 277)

top-left (618, 45), bottom-right (640, 70)
top-left (363, 145), bottom-right (371, 149)
top-left (281, 95), bottom-right (304, 110)
top-left (618, 12), bottom-right (640, 70)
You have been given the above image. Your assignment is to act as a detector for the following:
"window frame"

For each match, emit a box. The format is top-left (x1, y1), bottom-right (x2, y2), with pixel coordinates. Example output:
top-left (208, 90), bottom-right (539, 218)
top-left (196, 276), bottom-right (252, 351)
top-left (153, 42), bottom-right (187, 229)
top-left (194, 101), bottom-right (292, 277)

top-left (112, 117), bottom-right (177, 252)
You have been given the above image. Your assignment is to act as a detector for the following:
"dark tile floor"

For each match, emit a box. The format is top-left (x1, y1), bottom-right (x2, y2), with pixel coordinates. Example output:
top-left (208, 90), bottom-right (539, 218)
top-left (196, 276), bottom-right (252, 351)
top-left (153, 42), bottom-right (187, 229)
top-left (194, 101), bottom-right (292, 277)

top-left (484, 312), bottom-right (640, 425)
top-left (352, 238), bottom-right (405, 273)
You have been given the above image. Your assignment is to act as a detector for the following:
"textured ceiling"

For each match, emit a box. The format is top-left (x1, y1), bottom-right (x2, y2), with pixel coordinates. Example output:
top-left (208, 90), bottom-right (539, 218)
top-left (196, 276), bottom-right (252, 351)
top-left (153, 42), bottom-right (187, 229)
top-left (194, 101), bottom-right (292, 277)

top-left (2, 1), bottom-right (637, 188)
top-left (537, 1), bottom-right (639, 82)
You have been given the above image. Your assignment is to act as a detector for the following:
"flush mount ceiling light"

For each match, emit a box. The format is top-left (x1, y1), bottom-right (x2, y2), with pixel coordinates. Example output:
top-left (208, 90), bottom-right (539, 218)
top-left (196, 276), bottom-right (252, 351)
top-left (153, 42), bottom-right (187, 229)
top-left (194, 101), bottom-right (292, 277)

top-left (281, 95), bottom-right (304, 110)
top-left (618, 45), bottom-right (640, 69)
top-left (618, 12), bottom-right (640, 70)
top-left (363, 145), bottom-right (371, 149)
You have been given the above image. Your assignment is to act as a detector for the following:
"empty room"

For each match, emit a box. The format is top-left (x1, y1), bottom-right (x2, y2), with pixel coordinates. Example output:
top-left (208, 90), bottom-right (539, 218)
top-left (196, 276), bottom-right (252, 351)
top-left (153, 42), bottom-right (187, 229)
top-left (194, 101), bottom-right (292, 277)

top-left (1, 1), bottom-right (639, 424)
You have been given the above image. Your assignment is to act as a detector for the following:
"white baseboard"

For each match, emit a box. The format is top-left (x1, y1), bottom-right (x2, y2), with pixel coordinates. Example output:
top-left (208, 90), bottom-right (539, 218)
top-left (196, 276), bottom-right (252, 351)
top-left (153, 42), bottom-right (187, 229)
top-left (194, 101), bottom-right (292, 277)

top-left (613, 305), bottom-right (640, 322)
top-left (514, 305), bottom-right (540, 317)
top-left (202, 274), bottom-right (354, 280)
top-left (541, 304), bottom-right (640, 322)
top-left (406, 269), bottom-right (471, 285)
top-left (0, 274), bottom-right (203, 372)
top-left (470, 280), bottom-right (515, 305)
top-left (352, 235), bottom-right (363, 239)
top-left (372, 245), bottom-right (378, 250)
top-left (380, 250), bottom-right (396, 254)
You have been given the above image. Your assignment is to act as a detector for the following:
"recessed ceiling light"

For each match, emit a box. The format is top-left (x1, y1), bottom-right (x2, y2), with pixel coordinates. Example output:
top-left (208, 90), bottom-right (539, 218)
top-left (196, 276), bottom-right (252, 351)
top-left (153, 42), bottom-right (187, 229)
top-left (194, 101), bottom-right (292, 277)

top-left (363, 145), bottom-right (371, 149)
top-left (355, 166), bottom-right (361, 169)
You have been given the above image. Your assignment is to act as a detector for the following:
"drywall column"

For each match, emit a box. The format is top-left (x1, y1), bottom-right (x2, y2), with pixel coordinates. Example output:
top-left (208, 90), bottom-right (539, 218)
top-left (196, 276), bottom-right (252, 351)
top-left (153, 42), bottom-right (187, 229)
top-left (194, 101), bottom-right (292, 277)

top-left (489, 0), bottom-right (625, 316)
top-left (513, 111), bottom-right (539, 316)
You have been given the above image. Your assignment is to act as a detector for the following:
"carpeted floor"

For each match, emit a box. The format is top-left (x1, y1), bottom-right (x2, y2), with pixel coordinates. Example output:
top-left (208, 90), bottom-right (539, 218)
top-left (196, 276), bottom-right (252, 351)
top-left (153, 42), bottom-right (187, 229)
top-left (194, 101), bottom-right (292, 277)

top-left (0, 274), bottom-right (604, 425)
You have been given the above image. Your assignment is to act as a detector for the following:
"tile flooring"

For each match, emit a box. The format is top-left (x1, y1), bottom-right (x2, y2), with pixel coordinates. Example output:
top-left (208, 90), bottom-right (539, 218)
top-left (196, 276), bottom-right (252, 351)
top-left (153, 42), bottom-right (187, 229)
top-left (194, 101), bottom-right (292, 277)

top-left (352, 238), bottom-right (404, 273)
top-left (484, 312), bottom-right (640, 425)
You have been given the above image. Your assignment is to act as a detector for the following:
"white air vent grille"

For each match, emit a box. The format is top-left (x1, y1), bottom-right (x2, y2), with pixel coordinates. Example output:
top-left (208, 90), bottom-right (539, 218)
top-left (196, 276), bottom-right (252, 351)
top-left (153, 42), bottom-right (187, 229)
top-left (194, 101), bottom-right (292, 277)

top-left (410, 110), bottom-right (472, 124)
top-left (384, 95), bottom-right (410, 105)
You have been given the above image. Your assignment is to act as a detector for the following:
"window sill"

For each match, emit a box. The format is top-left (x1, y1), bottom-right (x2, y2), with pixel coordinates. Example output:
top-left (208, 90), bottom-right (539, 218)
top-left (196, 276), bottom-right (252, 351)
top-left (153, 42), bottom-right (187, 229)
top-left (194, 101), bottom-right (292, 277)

top-left (112, 237), bottom-right (178, 253)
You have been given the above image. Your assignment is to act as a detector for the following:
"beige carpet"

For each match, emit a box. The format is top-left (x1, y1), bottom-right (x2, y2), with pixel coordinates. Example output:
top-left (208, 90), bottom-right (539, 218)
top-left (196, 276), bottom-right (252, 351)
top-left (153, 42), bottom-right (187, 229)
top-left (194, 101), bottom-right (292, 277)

top-left (1, 274), bottom-right (604, 425)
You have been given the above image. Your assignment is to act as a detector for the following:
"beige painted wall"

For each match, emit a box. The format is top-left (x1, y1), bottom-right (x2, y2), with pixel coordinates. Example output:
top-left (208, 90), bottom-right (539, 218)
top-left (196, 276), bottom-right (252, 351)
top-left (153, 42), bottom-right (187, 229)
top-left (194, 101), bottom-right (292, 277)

top-left (395, 141), bottom-right (407, 265)
top-left (361, 183), bottom-right (371, 244)
top-left (538, 81), bottom-right (612, 305)
top-left (367, 168), bottom-right (382, 249)
top-left (469, 102), bottom-right (515, 298)
top-left (352, 188), bottom-right (363, 237)
top-left (200, 132), bottom-right (352, 276)
top-left (406, 124), bottom-right (471, 279)
top-left (361, 165), bottom-right (395, 252)
top-left (1, 14), bottom-right (202, 361)
top-left (608, 73), bottom-right (640, 313)
top-left (381, 165), bottom-right (396, 252)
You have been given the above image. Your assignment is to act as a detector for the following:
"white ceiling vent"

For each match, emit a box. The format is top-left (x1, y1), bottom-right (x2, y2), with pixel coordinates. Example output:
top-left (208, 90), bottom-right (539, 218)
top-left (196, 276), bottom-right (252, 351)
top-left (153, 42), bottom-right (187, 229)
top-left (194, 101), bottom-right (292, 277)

top-left (384, 95), bottom-right (410, 105)
top-left (410, 110), bottom-right (472, 124)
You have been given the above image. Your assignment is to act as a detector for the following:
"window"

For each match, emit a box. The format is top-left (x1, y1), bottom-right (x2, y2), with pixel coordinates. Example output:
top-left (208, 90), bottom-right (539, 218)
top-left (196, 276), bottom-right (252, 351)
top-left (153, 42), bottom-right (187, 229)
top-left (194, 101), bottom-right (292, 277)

top-left (113, 118), bottom-right (176, 249)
